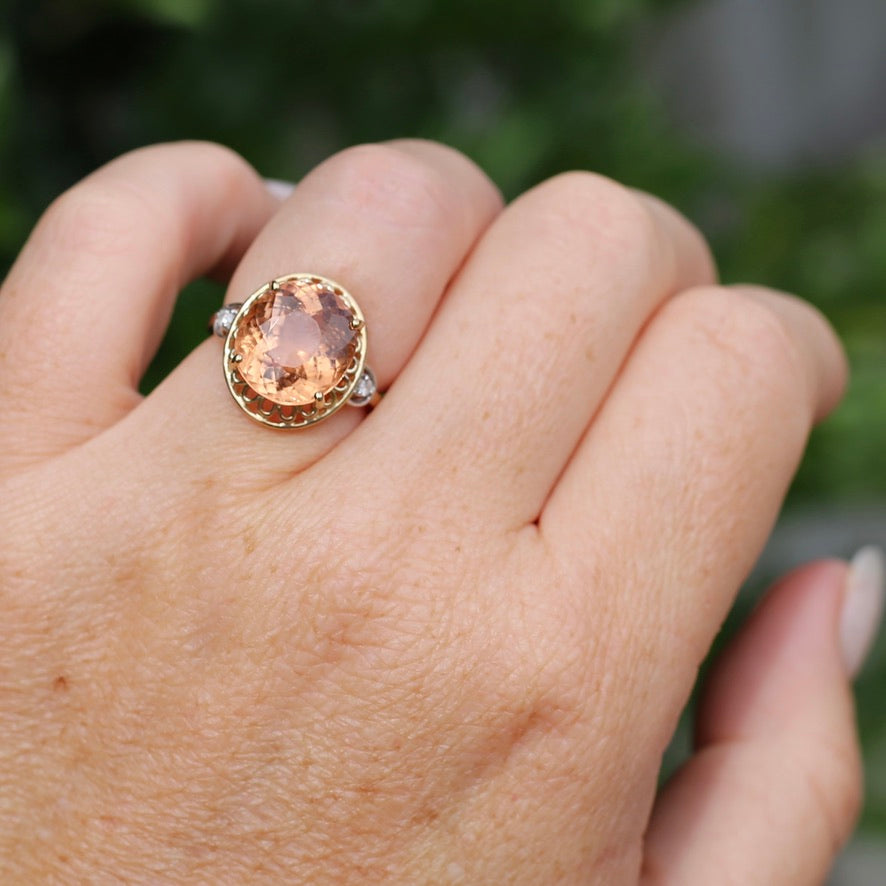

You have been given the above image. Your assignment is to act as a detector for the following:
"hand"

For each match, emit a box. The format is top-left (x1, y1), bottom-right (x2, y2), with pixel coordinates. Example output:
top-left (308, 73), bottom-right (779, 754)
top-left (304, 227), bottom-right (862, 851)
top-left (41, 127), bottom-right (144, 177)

top-left (0, 140), bottom-right (873, 884)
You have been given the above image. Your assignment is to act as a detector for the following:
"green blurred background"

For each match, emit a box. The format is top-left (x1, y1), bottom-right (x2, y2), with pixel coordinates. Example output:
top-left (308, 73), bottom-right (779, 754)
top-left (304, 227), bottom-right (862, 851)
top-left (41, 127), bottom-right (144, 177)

top-left (1, 0), bottom-right (884, 879)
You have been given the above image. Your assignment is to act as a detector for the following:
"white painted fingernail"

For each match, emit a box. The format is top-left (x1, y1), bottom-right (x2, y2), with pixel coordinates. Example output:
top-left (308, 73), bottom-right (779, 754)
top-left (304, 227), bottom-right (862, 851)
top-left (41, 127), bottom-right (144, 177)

top-left (264, 178), bottom-right (296, 201)
top-left (840, 546), bottom-right (885, 678)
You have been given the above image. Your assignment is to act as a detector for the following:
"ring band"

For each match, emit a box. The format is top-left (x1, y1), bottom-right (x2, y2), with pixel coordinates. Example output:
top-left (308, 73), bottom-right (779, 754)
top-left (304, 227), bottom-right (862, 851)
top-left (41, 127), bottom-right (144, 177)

top-left (210, 273), bottom-right (379, 429)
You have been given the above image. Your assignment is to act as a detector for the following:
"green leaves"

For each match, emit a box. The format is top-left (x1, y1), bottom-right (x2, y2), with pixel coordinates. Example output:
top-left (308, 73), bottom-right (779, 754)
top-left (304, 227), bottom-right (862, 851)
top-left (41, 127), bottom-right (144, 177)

top-left (105, 0), bottom-right (215, 27)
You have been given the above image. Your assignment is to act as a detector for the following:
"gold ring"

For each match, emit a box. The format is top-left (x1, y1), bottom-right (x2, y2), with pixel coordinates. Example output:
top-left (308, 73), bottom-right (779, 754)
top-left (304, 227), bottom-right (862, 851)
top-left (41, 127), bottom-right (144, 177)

top-left (210, 273), bottom-right (379, 429)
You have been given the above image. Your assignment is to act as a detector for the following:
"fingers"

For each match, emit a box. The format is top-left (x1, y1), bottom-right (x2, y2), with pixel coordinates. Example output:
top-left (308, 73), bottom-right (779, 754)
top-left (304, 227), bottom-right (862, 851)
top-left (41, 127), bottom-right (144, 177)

top-left (0, 141), bottom-right (278, 467)
top-left (540, 285), bottom-right (848, 693)
top-left (132, 140), bottom-right (503, 481)
top-left (642, 552), bottom-right (884, 884)
top-left (362, 173), bottom-right (715, 527)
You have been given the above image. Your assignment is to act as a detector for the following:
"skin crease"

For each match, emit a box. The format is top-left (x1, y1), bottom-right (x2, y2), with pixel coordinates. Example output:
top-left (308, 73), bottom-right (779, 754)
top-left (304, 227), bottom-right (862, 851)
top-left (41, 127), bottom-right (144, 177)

top-left (0, 141), bottom-right (862, 884)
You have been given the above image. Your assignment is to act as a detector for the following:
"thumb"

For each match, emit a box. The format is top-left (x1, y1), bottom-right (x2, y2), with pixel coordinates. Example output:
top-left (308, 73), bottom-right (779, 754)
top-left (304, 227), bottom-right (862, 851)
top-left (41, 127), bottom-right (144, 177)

top-left (642, 548), bottom-right (884, 885)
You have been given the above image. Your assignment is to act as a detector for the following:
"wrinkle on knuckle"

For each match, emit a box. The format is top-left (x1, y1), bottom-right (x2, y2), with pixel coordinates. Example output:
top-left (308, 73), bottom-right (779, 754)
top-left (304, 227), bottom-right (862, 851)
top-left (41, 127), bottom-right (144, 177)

top-left (528, 171), bottom-right (664, 281)
top-left (667, 286), bottom-right (811, 417)
top-left (319, 143), bottom-right (460, 234)
top-left (39, 181), bottom-right (163, 267)
top-left (696, 286), bottom-right (797, 376)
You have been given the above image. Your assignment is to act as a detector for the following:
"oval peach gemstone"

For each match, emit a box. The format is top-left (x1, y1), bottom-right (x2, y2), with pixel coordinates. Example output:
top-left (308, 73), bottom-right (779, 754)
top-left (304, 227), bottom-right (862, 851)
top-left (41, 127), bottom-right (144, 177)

top-left (232, 279), bottom-right (359, 406)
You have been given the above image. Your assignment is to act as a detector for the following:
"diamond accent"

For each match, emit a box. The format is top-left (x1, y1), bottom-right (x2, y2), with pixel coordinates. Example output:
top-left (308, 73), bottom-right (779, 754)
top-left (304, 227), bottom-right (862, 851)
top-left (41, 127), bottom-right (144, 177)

top-left (212, 304), bottom-right (241, 337)
top-left (348, 367), bottom-right (377, 407)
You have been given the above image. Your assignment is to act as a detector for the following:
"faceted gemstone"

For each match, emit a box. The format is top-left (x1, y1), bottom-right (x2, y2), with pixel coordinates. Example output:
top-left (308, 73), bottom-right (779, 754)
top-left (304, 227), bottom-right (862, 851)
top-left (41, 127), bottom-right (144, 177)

top-left (231, 279), bottom-right (359, 406)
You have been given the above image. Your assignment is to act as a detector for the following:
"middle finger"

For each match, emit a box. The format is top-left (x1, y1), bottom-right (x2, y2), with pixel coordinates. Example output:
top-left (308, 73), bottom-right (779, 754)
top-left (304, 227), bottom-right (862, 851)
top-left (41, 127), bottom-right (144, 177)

top-left (360, 172), bottom-right (715, 528)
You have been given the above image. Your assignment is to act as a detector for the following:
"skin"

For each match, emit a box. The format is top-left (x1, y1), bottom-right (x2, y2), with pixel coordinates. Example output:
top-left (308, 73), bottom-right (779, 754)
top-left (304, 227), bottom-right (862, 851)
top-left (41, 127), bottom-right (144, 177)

top-left (0, 140), bottom-right (862, 884)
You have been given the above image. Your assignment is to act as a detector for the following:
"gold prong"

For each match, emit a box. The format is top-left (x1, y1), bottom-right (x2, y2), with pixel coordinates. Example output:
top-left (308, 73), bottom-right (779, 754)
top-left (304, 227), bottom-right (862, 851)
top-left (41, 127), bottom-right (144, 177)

top-left (270, 279), bottom-right (280, 290)
top-left (349, 316), bottom-right (364, 330)
top-left (231, 353), bottom-right (243, 363)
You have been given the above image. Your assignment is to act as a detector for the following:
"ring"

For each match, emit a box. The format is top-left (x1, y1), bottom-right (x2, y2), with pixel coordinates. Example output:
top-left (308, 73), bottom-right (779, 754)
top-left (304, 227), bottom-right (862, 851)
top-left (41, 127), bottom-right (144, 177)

top-left (209, 273), bottom-right (379, 429)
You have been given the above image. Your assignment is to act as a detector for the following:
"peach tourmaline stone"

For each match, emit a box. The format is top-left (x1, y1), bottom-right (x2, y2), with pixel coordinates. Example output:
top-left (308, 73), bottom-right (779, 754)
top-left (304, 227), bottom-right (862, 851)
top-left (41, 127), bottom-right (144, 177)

top-left (232, 279), bottom-right (359, 407)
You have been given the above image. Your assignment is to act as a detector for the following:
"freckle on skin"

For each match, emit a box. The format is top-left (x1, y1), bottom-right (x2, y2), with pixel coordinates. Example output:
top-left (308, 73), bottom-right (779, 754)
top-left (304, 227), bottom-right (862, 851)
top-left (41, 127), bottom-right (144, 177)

top-left (411, 804), bottom-right (440, 826)
top-left (53, 675), bottom-right (69, 691)
top-left (114, 569), bottom-right (136, 586)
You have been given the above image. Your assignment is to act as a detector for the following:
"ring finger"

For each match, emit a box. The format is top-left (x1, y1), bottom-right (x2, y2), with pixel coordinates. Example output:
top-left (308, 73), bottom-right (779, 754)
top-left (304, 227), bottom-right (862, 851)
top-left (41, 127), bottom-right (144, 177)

top-left (128, 140), bottom-right (502, 484)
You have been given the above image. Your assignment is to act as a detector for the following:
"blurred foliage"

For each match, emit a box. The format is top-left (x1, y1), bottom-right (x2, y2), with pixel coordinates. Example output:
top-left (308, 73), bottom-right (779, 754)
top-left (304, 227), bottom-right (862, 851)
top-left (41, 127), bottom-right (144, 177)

top-left (1, 0), bottom-right (884, 843)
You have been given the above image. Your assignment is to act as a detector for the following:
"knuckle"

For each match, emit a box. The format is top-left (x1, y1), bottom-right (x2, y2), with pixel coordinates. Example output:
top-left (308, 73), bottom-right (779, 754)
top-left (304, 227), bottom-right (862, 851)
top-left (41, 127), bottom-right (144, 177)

top-left (319, 142), bottom-right (460, 232)
top-left (167, 140), bottom-right (257, 200)
top-left (37, 142), bottom-right (255, 268)
top-left (667, 285), bottom-right (808, 396)
top-left (169, 138), bottom-right (248, 172)
top-left (390, 138), bottom-right (499, 193)
top-left (129, 138), bottom-right (251, 175)
top-left (529, 171), bottom-right (665, 272)
top-left (40, 180), bottom-right (161, 263)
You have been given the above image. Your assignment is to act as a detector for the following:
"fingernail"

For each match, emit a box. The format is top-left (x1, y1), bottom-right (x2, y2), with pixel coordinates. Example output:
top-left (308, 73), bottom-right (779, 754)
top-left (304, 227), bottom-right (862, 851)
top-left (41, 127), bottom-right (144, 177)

top-left (840, 546), bottom-right (885, 678)
top-left (263, 178), bottom-right (296, 201)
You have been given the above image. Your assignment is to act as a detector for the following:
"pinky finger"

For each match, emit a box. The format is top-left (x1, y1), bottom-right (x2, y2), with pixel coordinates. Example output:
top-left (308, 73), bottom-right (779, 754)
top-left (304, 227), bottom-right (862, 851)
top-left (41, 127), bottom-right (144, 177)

top-left (642, 549), bottom-right (885, 885)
